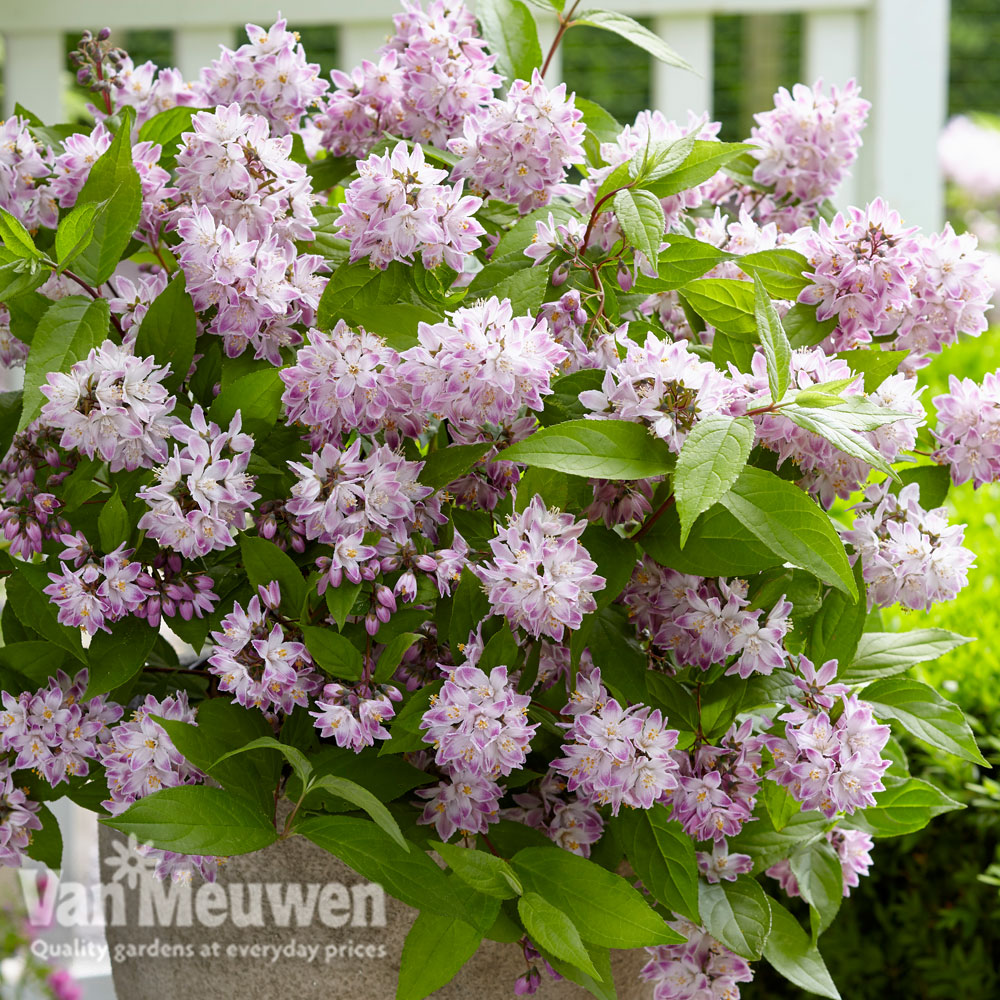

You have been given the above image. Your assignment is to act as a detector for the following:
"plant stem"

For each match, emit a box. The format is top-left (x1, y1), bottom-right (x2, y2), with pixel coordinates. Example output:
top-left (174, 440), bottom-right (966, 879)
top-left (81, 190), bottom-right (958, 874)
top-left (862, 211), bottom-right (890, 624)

top-left (632, 494), bottom-right (676, 542)
top-left (61, 268), bottom-right (126, 337)
top-left (540, 0), bottom-right (582, 78)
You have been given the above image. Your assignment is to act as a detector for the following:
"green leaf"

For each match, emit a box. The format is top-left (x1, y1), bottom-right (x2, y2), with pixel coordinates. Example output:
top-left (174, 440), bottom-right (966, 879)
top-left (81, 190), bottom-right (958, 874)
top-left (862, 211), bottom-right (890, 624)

top-left (621, 806), bottom-right (700, 922)
top-left (53, 200), bottom-right (103, 272)
top-left (137, 105), bottom-right (198, 163)
top-left (155, 700), bottom-right (280, 813)
top-left (728, 810), bottom-right (828, 874)
top-left (894, 464), bottom-right (951, 509)
top-left (761, 778), bottom-right (801, 833)
top-left (85, 616), bottom-right (158, 697)
top-left (512, 846), bottom-right (682, 948)
top-left (493, 203), bottom-right (582, 260)
top-left (301, 625), bottom-right (364, 681)
top-left (338, 303), bottom-right (440, 353)
top-left (306, 775), bottom-right (409, 850)
top-left (763, 895), bottom-right (842, 1000)
top-left (630, 133), bottom-right (696, 185)
top-left (19, 297), bottom-right (109, 431)
top-left (239, 535), bottom-right (308, 617)
top-left (448, 567), bottom-right (490, 656)
top-left (476, 0), bottom-right (543, 81)
top-left (518, 892), bottom-right (601, 979)
top-left (789, 840), bottom-right (843, 940)
top-left (212, 736), bottom-right (313, 788)
top-left (97, 488), bottom-right (130, 552)
top-left (783, 303), bottom-right (838, 349)
top-left (635, 233), bottom-right (731, 291)
top-left (134, 272), bottom-right (197, 393)
top-left (753, 274), bottom-right (792, 401)
top-left (297, 815), bottom-right (493, 927)
top-left (680, 278), bottom-right (756, 335)
top-left (208, 367), bottom-right (284, 438)
top-left (573, 604), bottom-right (648, 705)
top-left (0, 207), bottom-right (41, 260)
top-left (719, 468), bottom-right (856, 597)
top-left (738, 249), bottom-right (811, 299)
top-left (862, 676), bottom-right (987, 765)
top-left (0, 390), bottom-right (22, 459)
top-left (835, 349), bottom-right (908, 392)
top-left (698, 876), bottom-right (772, 960)
top-left (374, 632), bottom-right (422, 684)
top-left (72, 109), bottom-right (143, 285)
top-left (27, 804), bottom-right (63, 870)
top-left (419, 442), bottom-right (493, 490)
top-left (432, 841), bottom-right (523, 898)
top-left (325, 581), bottom-right (363, 630)
top-left (780, 402), bottom-right (910, 480)
top-left (102, 786), bottom-right (278, 855)
top-left (674, 414), bottom-right (755, 545)
top-left (574, 9), bottom-right (693, 69)
top-left (807, 559), bottom-right (867, 669)
top-left (645, 141), bottom-right (753, 199)
top-left (845, 776), bottom-right (963, 838)
top-left (474, 262), bottom-right (550, 316)
top-left (639, 500), bottom-right (784, 578)
top-left (396, 910), bottom-right (482, 1000)
top-left (6, 565), bottom-right (87, 664)
top-left (613, 187), bottom-right (665, 267)
top-left (840, 629), bottom-right (973, 684)
top-left (499, 418), bottom-right (676, 479)
top-left (317, 260), bottom-right (409, 327)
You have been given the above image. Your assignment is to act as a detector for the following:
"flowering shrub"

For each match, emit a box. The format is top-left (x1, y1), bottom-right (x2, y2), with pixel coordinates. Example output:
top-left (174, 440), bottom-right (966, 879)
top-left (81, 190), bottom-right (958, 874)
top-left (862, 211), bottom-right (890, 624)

top-left (0, 5), bottom-right (994, 999)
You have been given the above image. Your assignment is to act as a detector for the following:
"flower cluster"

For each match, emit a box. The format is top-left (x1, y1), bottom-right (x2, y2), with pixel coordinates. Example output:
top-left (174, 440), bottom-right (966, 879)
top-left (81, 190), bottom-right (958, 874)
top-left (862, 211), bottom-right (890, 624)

top-left (39, 339), bottom-right (175, 472)
top-left (415, 768), bottom-right (503, 842)
top-left (316, 0), bottom-right (499, 157)
top-left (737, 347), bottom-right (924, 506)
top-left (98, 692), bottom-right (220, 881)
top-left (0, 116), bottom-right (57, 231)
top-left (932, 370), bottom-right (1000, 487)
top-left (841, 482), bottom-right (976, 611)
top-left (670, 719), bottom-right (763, 849)
top-left (138, 406), bottom-right (259, 558)
top-left (796, 200), bottom-right (993, 364)
top-left (449, 71), bottom-right (585, 214)
top-left (400, 297), bottom-right (568, 427)
top-left (421, 663), bottom-right (536, 776)
top-left (172, 104), bottom-right (325, 363)
top-left (750, 79), bottom-right (870, 207)
top-left (580, 332), bottom-right (740, 452)
top-left (287, 438), bottom-right (434, 591)
top-left (335, 141), bottom-right (483, 271)
top-left (0, 483), bottom-right (64, 560)
top-left (0, 763), bottom-right (43, 867)
top-left (280, 321), bottom-right (416, 443)
top-left (199, 17), bottom-right (328, 135)
top-left (44, 545), bottom-right (153, 636)
top-left (208, 584), bottom-right (321, 715)
top-left (553, 669), bottom-right (680, 814)
top-left (641, 919), bottom-right (754, 1000)
top-left (504, 770), bottom-right (605, 858)
top-left (766, 659), bottom-right (890, 817)
top-left (0, 670), bottom-right (122, 785)
top-left (311, 681), bottom-right (401, 751)
top-left (624, 560), bottom-right (791, 676)
top-left (479, 496), bottom-right (604, 641)
top-left (767, 827), bottom-right (875, 899)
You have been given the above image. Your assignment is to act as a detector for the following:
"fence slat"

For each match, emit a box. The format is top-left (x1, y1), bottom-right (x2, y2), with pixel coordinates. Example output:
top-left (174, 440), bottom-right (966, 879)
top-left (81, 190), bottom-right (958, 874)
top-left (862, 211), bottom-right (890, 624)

top-left (804, 10), bottom-right (864, 208)
top-left (339, 22), bottom-right (394, 73)
top-left (651, 15), bottom-right (714, 121)
top-left (175, 27), bottom-right (227, 79)
top-left (860, 0), bottom-right (948, 231)
top-left (1, 32), bottom-right (64, 123)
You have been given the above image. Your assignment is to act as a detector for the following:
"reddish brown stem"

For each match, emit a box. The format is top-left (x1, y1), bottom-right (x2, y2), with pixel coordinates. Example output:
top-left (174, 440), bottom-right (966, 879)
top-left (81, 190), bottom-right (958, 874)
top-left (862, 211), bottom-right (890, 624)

top-left (632, 494), bottom-right (676, 542)
top-left (540, 0), bottom-right (582, 78)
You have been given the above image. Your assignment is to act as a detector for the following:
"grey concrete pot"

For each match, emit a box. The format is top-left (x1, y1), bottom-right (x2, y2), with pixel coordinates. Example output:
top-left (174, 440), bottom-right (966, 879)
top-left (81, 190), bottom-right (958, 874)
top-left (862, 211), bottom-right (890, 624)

top-left (99, 824), bottom-right (651, 999)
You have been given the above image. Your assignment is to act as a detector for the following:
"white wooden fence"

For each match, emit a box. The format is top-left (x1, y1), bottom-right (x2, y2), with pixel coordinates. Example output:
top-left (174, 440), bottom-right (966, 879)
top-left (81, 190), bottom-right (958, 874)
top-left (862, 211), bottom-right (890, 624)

top-left (1, 0), bottom-right (950, 230)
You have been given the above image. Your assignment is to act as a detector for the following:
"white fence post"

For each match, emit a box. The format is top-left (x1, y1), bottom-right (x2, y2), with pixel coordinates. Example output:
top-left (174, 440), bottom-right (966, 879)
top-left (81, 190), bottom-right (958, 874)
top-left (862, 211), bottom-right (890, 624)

top-left (651, 14), bottom-right (713, 121)
top-left (175, 27), bottom-right (228, 78)
top-left (1, 31), bottom-right (65, 123)
top-left (860, 0), bottom-right (949, 231)
top-left (338, 21), bottom-right (394, 71)
top-left (535, 15), bottom-right (563, 84)
top-left (804, 10), bottom-right (865, 208)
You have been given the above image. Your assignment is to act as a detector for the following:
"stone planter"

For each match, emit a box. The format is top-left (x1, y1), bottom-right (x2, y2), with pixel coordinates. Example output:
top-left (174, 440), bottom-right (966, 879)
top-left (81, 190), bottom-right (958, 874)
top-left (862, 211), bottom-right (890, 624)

top-left (99, 824), bottom-right (650, 999)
